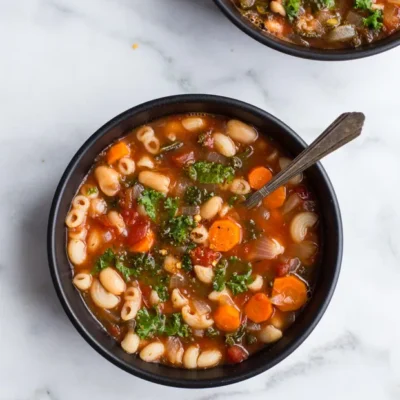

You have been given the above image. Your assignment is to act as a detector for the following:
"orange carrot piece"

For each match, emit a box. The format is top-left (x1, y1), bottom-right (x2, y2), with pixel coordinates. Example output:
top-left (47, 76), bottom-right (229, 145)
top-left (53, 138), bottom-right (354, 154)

top-left (244, 293), bottom-right (273, 323)
top-left (271, 276), bottom-right (308, 312)
top-left (130, 229), bottom-right (155, 253)
top-left (107, 142), bottom-right (130, 165)
top-left (209, 219), bottom-right (242, 252)
top-left (248, 166), bottom-right (272, 190)
top-left (263, 186), bottom-right (287, 209)
top-left (214, 304), bottom-right (241, 332)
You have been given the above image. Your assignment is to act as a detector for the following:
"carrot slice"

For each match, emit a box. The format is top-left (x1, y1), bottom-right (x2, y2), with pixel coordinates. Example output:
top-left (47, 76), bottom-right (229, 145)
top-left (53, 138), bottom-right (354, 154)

top-left (271, 276), bottom-right (308, 312)
top-left (248, 166), bottom-right (272, 190)
top-left (244, 293), bottom-right (273, 323)
top-left (130, 229), bottom-right (155, 253)
top-left (107, 142), bottom-right (130, 165)
top-left (209, 219), bottom-right (242, 252)
top-left (214, 304), bottom-right (241, 332)
top-left (263, 186), bottom-right (287, 209)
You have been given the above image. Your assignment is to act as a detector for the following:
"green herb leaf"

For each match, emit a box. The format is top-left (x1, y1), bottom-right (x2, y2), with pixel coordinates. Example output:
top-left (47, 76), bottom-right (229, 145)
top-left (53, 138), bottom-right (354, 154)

top-left (161, 215), bottom-right (195, 246)
top-left (164, 197), bottom-right (179, 219)
top-left (246, 333), bottom-right (257, 345)
top-left (213, 259), bottom-right (228, 292)
top-left (182, 251), bottom-right (193, 272)
top-left (115, 255), bottom-right (137, 280)
top-left (228, 195), bottom-right (238, 207)
top-left (355, 0), bottom-right (372, 9)
top-left (313, 0), bottom-right (335, 9)
top-left (363, 9), bottom-right (383, 30)
top-left (86, 187), bottom-right (98, 195)
top-left (225, 325), bottom-right (246, 346)
top-left (187, 161), bottom-right (235, 184)
top-left (184, 186), bottom-right (213, 206)
top-left (154, 275), bottom-right (170, 302)
top-left (164, 313), bottom-right (191, 337)
top-left (205, 327), bottom-right (221, 337)
top-left (135, 308), bottom-right (166, 339)
top-left (138, 189), bottom-right (165, 221)
top-left (226, 268), bottom-right (254, 296)
top-left (284, 0), bottom-right (301, 21)
top-left (160, 141), bottom-right (183, 153)
top-left (244, 219), bottom-right (263, 242)
top-left (92, 248), bottom-right (115, 274)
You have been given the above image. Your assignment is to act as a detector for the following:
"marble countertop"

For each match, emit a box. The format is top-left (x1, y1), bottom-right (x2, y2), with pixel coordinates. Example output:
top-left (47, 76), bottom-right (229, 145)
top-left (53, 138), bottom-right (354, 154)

top-left (1, 0), bottom-right (400, 399)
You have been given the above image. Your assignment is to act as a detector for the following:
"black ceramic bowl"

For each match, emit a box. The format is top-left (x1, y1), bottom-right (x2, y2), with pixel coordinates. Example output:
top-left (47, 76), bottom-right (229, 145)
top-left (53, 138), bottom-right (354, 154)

top-left (48, 94), bottom-right (342, 388)
top-left (214, 0), bottom-right (400, 60)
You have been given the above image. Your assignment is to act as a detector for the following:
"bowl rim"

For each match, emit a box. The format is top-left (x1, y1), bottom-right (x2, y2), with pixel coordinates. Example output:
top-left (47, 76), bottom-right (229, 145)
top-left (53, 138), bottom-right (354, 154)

top-left (47, 94), bottom-right (343, 388)
top-left (213, 0), bottom-right (400, 61)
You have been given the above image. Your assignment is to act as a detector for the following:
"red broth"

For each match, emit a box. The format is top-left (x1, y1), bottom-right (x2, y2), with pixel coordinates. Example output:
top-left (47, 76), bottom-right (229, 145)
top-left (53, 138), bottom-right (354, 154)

top-left (66, 114), bottom-right (320, 369)
top-left (232, 0), bottom-right (400, 49)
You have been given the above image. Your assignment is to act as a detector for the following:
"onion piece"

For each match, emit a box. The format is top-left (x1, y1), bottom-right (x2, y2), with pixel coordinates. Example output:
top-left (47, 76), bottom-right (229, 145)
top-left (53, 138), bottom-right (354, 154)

top-left (279, 157), bottom-right (303, 185)
top-left (169, 274), bottom-right (187, 289)
top-left (249, 237), bottom-right (285, 261)
top-left (132, 184), bottom-right (144, 200)
top-left (192, 298), bottom-right (211, 316)
top-left (290, 212), bottom-right (318, 243)
top-left (288, 242), bottom-right (318, 265)
top-left (246, 322), bottom-right (261, 332)
top-left (281, 193), bottom-right (302, 215)
top-left (181, 205), bottom-right (200, 216)
top-left (326, 25), bottom-right (357, 43)
top-left (206, 151), bottom-right (227, 164)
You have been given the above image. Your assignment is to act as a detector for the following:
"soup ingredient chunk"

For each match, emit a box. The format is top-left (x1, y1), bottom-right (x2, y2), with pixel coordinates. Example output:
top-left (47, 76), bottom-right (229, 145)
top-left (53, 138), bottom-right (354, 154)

top-left (209, 219), bottom-right (242, 252)
top-left (271, 276), bottom-right (308, 311)
top-left (244, 293), bottom-right (273, 323)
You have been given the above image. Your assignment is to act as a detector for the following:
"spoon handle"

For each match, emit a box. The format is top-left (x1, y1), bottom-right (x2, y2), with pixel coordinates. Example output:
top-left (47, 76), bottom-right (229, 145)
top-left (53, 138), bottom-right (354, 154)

top-left (245, 112), bottom-right (365, 209)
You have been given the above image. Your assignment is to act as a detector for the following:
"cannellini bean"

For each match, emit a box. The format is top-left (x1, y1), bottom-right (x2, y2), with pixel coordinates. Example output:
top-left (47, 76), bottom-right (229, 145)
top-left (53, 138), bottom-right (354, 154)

top-left (164, 255), bottom-right (180, 274)
top-left (248, 275), bottom-right (263, 292)
top-left (143, 136), bottom-right (160, 155)
top-left (149, 290), bottom-right (161, 305)
top-left (90, 279), bottom-right (120, 309)
top-left (219, 203), bottom-right (230, 218)
top-left (137, 156), bottom-right (154, 169)
top-left (290, 212), bottom-right (318, 243)
top-left (73, 273), bottom-right (92, 291)
top-left (138, 171), bottom-right (170, 194)
top-left (258, 325), bottom-right (283, 343)
top-left (213, 133), bottom-right (237, 157)
top-left (121, 331), bottom-right (140, 354)
top-left (99, 267), bottom-right (126, 295)
top-left (107, 211), bottom-right (126, 235)
top-left (171, 288), bottom-right (189, 308)
top-left (136, 126), bottom-right (155, 142)
top-left (124, 286), bottom-right (141, 301)
top-left (226, 120), bottom-right (258, 144)
top-left (181, 117), bottom-right (205, 132)
top-left (65, 209), bottom-right (85, 228)
top-left (190, 225), bottom-right (209, 244)
top-left (270, 1), bottom-right (286, 16)
top-left (118, 157), bottom-right (135, 175)
top-left (86, 229), bottom-right (103, 253)
top-left (182, 305), bottom-right (214, 329)
top-left (94, 166), bottom-right (121, 197)
top-left (230, 178), bottom-right (251, 195)
top-left (197, 349), bottom-right (222, 369)
top-left (88, 198), bottom-right (107, 218)
top-left (68, 239), bottom-right (86, 265)
top-left (80, 183), bottom-right (99, 199)
top-left (72, 195), bottom-right (90, 211)
top-left (194, 265), bottom-right (214, 284)
top-left (68, 227), bottom-right (87, 240)
top-left (121, 299), bottom-right (141, 321)
top-left (183, 345), bottom-right (200, 369)
top-left (140, 342), bottom-right (165, 362)
top-left (200, 196), bottom-right (223, 220)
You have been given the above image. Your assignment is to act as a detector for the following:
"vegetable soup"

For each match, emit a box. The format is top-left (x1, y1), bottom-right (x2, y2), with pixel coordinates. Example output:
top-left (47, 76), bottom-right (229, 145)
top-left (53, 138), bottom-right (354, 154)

top-left (66, 114), bottom-right (320, 369)
top-left (232, 0), bottom-right (400, 49)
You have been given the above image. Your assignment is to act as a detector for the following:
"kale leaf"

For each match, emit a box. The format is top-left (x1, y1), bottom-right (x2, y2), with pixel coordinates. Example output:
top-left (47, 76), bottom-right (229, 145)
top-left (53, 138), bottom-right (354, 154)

top-left (213, 259), bottom-right (228, 292)
top-left (284, 0), bottom-right (301, 21)
top-left (363, 10), bottom-right (383, 30)
top-left (187, 161), bottom-right (235, 184)
top-left (138, 189), bottom-right (165, 221)
top-left (164, 197), bottom-right (179, 219)
top-left (226, 268), bottom-right (254, 296)
top-left (161, 215), bottom-right (195, 246)
top-left (184, 186), bottom-right (213, 206)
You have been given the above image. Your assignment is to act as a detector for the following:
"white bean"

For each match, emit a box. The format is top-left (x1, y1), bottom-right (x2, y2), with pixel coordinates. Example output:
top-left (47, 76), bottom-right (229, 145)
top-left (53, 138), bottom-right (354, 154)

top-left (88, 198), bottom-right (107, 218)
top-left (143, 136), bottom-right (160, 155)
top-left (90, 279), bottom-right (120, 309)
top-left (94, 166), bottom-right (121, 197)
top-left (121, 331), bottom-right (140, 354)
top-left (65, 209), bottom-right (85, 228)
top-left (73, 273), bottom-right (92, 291)
top-left (171, 288), bottom-right (188, 309)
top-left (226, 120), bottom-right (258, 144)
top-left (68, 239), bottom-right (87, 265)
top-left (197, 349), bottom-right (222, 369)
top-left (183, 345), bottom-right (200, 369)
top-left (213, 133), bottom-right (237, 157)
top-left (258, 325), bottom-right (283, 343)
top-left (247, 274), bottom-right (263, 292)
top-left (230, 178), bottom-right (251, 195)
top-left (140, 342), bottom-right (165, 362)
top-left (190, 225), bottom-right (209, 244)
top-left (200, 196), bottom-right (223, 220)
top-left (270, 1), bottom-right (286, 16)
top-left (136, 126), bottom-right (155, 142)
top-left (72, 195), bottom-right (90, 211)
top-left (138, 171), bottom-right (170, 194)
top-left (107, 211), bottom-right (126, 234)
top-left (118, 157), bottom-right (135, 175)
top-left (194, 265), bottom-right (214, 285)
top-left (182, 305), bottom-right (214, 329)
top-left (86, 229), bottom-right (103, 253)
top-left (182, 117), bottom-right (205, 132)
top-left (137, 156), bottom-right (154, 169)
top-left (99, 267), bottom-right (126, 295)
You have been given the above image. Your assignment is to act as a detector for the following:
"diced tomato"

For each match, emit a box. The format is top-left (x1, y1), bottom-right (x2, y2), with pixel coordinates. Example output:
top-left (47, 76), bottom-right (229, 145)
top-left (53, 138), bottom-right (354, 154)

top-left (126, 217), bottom-right (150, 246)
top-left (294, 186), bottom-right (311, 200)
top-left (171, 150), bottom-right (195, 167)
top-left (226, 345), bottom-right (248, 364)
top-left (121, 208), bottom-right (139, 226)
top-left (201, 132), bottom-right (214, 149)
top-left (107, 323), bottom-right (121, 339)
top-left (190, 246), bottom-right (220, 267)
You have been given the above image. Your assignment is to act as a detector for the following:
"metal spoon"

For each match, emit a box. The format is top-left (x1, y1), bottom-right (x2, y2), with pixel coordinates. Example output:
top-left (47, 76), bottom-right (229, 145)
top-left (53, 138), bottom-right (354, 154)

top-left (244, 112), bottom-right (365, 209)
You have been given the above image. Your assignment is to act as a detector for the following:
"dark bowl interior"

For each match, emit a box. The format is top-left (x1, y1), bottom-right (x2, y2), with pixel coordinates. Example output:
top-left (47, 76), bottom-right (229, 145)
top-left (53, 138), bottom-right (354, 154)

top-left (213, 0), bottom-right (400, 60)
top-left (48, 94), bottom-right (342, 388)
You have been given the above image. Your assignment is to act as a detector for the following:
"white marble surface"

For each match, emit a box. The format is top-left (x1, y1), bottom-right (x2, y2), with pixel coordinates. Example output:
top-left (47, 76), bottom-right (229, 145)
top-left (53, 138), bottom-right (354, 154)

top-left (1, 0), bottom-right (400, 398)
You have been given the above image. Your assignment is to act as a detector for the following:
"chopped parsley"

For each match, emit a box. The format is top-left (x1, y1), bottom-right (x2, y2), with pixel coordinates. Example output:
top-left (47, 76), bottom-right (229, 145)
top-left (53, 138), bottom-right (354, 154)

top-left (164, 197), bottom-right (179, 218)
top-left (226, 268), bottom-right (254, 296)
top-left (161, 215), bottom-right (195, 246)
top-left (313, 0), bottom-right (335, 8)
top-left (154, 275), bottom-right (170, 302)
top-left (205, 327), bottom-right (221, 337)
top-left (138, 189), bottom-right (165, 221)
top-left (187, 161), bottom-right (235, 184)
top-left (228, 195), bottom-right (238, 207)
top-left (182, 251), bottom-right (193, 272)
top-left (244, 219), bottom-right (263, 242)
top-left (160, 141), bottom-right (183, 153)
top-left (225, 325), bottom-right (246, 346)
top-left (164, 313), bottom-right (191, 337)
top-left (92, 248), bottom-right (115, 274)
top-left (213, 259), bottom-right (228, 291)
top-left (284, 0), bottom-right (301, 21)
top-left (184, 186), bottom-right (213, 206)
top-left (355, 0), bottom-right (372, 9)
top-left (246, 334), bottom-right (258, 345)
top-left (363, 10), bottom-right (383, 30)
top-left (127, 253), bottom-right (158, 277)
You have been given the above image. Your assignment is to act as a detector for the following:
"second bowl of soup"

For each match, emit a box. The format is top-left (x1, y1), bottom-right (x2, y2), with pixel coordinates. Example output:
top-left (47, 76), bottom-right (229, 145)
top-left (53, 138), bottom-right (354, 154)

top-left (48, 94), bottom-right (342, 387)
